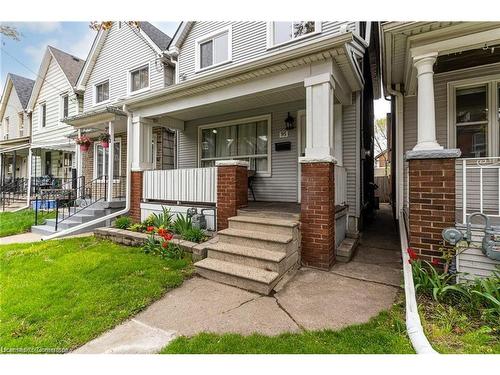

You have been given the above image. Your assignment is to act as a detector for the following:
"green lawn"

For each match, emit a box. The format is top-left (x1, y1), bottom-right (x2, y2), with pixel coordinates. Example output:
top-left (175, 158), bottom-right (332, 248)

top-left (162, 302), bottom-right (415, 354)
top-left (0, 236), bottom-right (192, 353)
top-left (0, 209), bottom-right (54, 237)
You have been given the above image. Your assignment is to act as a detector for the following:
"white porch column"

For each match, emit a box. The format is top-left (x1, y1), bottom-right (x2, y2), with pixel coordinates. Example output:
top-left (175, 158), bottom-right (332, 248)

top-left (75, 129), bottom-right (83, 189)
top-left (413, 53), bottom-right (443, 151)
top-left (301, 73), bottom-right (336, 162)
top-left (107, 121), bottom-right (115, 202)
top-left (26, 148), bottom-right (32, 206)
top-left (131, 117), bottom-right (153, 172)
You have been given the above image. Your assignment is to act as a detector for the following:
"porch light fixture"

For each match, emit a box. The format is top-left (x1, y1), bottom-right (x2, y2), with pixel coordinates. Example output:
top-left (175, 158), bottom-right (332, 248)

top-left (284, 112), bottom-right (295, 130)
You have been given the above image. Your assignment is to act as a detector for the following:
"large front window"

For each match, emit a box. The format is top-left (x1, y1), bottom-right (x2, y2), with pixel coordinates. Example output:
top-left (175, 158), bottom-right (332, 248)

top-left (94, 139), bottom-right (121, 179)
top-left (199, 115), bottom-right (270, 176)
top-left (270, 21), bottom-right (320, 47)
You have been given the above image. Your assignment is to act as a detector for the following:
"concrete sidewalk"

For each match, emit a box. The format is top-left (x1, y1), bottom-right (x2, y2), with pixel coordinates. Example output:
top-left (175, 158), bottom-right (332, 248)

top-left (0, 231), bottom-right (94, 245)
top-left (74, 204), bottom-right (402, 354)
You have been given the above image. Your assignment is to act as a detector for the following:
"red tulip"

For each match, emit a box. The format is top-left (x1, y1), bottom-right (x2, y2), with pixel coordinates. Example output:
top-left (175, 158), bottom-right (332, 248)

top-left (162, 241), bottom-right (168, 248)
top-left (147, 226), bottom-right (154, 232)
top-left (407, 247), bottom-right (418, 260)
top-left (431, 258), bottom-right (440, 266)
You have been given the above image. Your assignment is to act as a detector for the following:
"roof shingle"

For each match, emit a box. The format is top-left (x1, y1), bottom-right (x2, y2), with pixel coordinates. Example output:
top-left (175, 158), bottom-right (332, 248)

top-left (139, 22), bottom-right (172, 50)
top-left (48, 46), bottom-right (85, 86)
top-left (8, 73), bottom-right (35, 109)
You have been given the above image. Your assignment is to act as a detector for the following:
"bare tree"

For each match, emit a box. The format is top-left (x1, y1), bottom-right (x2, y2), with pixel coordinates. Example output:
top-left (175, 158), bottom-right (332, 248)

top-left (0, 25), bottom-right (21, 41)
top-left (89, 21), bottom-right (140, 31)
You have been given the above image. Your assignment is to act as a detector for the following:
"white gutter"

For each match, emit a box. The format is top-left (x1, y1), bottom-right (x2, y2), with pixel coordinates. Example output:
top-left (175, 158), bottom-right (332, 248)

top-left (42, 105), bottom-right (133, 240)
top-left (399, 211), bottom-right (438, 354)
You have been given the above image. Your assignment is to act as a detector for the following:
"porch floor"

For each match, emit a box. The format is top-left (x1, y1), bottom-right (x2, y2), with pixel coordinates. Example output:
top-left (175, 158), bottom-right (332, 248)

top-left (238, 201), bottom-right (300, 220)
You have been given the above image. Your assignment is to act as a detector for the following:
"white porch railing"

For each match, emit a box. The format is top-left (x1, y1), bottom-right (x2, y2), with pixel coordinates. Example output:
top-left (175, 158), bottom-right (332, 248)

top-left (143, 167), bottom-right (217, 204)
top-left (456, 157), bottom-right (500, 224)
top-left (335, 165), bottom-right (347, 206)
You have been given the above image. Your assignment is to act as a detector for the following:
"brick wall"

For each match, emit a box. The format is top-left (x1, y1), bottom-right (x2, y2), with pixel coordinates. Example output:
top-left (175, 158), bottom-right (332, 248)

top-left (408, 158), bottom-right (456, 265)
top-left (217, 164), bottom-right (248, 230)
top-left (300, 162), bottom-right (336, 269)
top-left (130, 170), bottom-right (143, 222)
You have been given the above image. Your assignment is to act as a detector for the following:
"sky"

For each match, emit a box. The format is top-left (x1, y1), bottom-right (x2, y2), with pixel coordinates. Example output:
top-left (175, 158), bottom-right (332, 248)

top-left (0, 22), bottom-right (180, 88)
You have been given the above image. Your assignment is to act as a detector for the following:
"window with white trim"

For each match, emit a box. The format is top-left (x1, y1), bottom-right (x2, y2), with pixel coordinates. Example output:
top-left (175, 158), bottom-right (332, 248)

top-left (94, 139), bottom-right (121, 179)
top-left (39, 103), bottom-right (46, 128)
top-left (129, 65), bottom-right (149, 93)
top-left (95, 81), bottom-right (109, 104)
top-left (450, 78), bottom-right (500, 158)
top-left (60, 94), bottom-right (69, 119)
top-left (196, 27), bottom-right (231, 71)
top-left (18, 113), bottom-right (24, 137)
top-left (3, 117), bottom-right (9, 140)
top-left (269, 21), bottom-right (321, 47)
top-left (199, 115), bottom-right (271, 176)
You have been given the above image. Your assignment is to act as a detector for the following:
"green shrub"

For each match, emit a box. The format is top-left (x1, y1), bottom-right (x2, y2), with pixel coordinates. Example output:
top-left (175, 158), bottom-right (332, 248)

top-left (115, 216), bottom-right (132, 230)
top-left (182, 227), bottom-right (207, 243)
top-left (151, 207), bottom-right (174, 229)
top-left (142, 214), bottom-right (156, 228)
top-left (129, 223), bottom-right (146, 232)
top-left (173, 213), bottom-right (192, 235)
top-left (142, 233), bottom-right (184, 260)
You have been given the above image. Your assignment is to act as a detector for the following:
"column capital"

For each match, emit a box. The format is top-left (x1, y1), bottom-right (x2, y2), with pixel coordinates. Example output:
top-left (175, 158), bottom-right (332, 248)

top-left (304, 73), bottom-right (335, 89)
top-left (413, 52), bottom-right (438, 75)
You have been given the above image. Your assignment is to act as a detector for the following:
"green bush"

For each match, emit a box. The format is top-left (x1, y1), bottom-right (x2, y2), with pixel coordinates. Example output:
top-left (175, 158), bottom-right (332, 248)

top-left (182, 227), bottom-right (207, 243)
top-left (142, 214), bottom-right (156, 228)
top-left (115, 216), bottom-right (132, 230)
top-left (129, 223), bottom-right (146, 232)
top-left (151, 207), bottom-right (174, 229)
top-left (173, 213), bottom-right (192, 235)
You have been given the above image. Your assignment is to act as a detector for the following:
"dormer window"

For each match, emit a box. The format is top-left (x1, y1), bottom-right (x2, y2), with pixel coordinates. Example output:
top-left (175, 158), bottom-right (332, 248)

top-left (94, 80), bottom-right (109, 105)
top-left (195, 26), bottom-right (232, 72)
top-left (129, 65), bottom-right (150, 93)
top-left (268, 21), bottom-right (321, 48)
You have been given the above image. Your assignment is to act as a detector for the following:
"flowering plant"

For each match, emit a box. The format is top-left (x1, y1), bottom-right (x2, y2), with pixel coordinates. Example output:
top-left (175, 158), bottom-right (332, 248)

top-left (75, 135), bottom-right (91, 146)
top-left (97, 133), bottom-right (111, 142)
top-left (142, 227), bottom-right (183, 260)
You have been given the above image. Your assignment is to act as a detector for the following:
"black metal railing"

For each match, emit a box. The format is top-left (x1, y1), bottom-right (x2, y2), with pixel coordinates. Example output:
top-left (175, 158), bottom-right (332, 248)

top-left (1, 178), bottom-right (28, 210)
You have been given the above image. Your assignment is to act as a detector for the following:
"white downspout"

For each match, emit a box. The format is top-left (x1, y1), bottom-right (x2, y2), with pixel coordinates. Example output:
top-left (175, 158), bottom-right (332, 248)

top-left (399, 211), bottom-right (438, 354)
top-left (42, 105), bottom-right (133, 240)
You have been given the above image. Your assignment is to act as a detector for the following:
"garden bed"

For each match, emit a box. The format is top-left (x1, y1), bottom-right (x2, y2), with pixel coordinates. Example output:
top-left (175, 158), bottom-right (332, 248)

top-left (94, 227), bottom-right (216, 262)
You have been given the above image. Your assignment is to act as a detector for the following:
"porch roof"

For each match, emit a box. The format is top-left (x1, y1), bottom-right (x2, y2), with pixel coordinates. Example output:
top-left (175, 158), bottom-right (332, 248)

top-left (62, 106), bottom-right (127, 128)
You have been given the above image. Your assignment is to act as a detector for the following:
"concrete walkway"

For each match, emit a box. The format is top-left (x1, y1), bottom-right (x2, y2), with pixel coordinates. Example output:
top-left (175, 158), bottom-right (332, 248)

top-left (74, 204), bottom-right (402, 354)
top-left (0, 232), bottom-right (94, 245)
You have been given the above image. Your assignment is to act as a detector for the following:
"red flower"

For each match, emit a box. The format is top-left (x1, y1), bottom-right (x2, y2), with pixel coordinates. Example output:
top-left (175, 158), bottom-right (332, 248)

top-left (407, 247), bottom-right (418, 261)
top-left (431, 258), bottom-right (440, 266)
top-left (146, 226), bottom-right (155, 232)
top-left (158, 228), bottom-right (167, 237)
top-left (162, 232), bottom-right (173, 241)
top-left (162, 241), bottom-right (168, 248)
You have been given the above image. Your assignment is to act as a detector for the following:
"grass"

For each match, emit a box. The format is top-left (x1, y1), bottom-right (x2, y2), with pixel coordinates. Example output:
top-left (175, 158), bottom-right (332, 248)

top-left (162, 295), bottom-right (500, 354)
top-left (0, 236), bottom-right (192, 353)
top-left (0, 209), bottom-right (55, 237)
top-left (162, 300), bottom-right (415, 354)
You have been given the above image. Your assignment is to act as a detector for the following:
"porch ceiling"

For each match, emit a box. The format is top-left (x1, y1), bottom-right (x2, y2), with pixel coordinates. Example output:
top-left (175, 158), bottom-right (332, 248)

top-left (151, 83), bottom-right (306, 122)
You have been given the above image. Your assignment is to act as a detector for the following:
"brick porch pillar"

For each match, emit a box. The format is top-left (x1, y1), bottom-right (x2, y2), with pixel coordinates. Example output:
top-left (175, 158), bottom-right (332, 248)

top-left (300, 161), bottom-right (336, 269)
top-left (130, 170), bottom-right (143, 222)
top-left (406, 150), bottom-right (460, 264)
top-left (216, 160), bottom-right (248, 231)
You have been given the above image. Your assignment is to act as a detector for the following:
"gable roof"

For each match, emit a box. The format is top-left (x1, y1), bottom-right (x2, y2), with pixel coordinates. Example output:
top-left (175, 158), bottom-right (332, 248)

top-left (8, 73), bottom-right (35, 109)
top-left (140, 22), bottom-right (171, 50)
top-left (47, 46), bottom-right (85, 86)
top-left (168, 21), bottom-right (194, 53)
top-left (27, 46), bottom-right (85, 111)
top-left (76, 22), bottom-right (171, 91)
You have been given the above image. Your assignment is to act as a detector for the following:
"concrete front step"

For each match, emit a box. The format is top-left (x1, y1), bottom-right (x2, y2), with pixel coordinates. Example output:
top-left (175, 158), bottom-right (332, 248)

top-left (207, 242), bottom-right (298, 273)
top-left (31, 224), bottom-right (56, 236)
top-left (228, 215), bottom-right (299, 238)
top-left (218, 228), bottom-right (295, 253)
top-left (195, 258), bottom-right (280, 295)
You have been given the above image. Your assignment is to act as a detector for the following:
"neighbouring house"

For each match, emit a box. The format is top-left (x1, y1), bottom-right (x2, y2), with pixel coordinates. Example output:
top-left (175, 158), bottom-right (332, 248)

top-left (382, 21), bottom-right (500, 279)
top-left (26, 46), bottom-right (85, 193)
top-left (374, 149), bottom-right (390, 177)
top-left (0, 73), bottom-right (35, 193)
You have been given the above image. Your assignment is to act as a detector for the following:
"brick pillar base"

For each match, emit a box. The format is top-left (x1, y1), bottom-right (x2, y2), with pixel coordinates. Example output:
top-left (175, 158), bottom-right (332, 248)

top-left (130, 171), bottom-right (143, 222)
top-left (408, 155), bottom-right (458, 265)
top-left (300, 162), bottom-right (335, 269)
top-left (216, 161), bottom-right (248, 231)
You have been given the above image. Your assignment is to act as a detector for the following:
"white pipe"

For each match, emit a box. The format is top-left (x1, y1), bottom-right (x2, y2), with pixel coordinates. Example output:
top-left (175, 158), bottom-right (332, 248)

top-left (26, 147), bottom-right (32, 207)
top-left (42, 105), bottom-right (133, 240)
top-left (399, 211), bottom-right (438, 354)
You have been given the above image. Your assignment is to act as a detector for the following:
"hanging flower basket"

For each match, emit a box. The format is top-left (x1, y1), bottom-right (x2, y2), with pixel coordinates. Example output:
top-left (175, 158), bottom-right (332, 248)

top-left (75, 135), bottom-right (91, 152)
top-left (97, 133), bottom-right (111, 149)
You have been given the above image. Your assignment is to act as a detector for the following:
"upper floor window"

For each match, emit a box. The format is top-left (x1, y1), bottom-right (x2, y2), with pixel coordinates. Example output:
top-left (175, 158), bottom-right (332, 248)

top-left (39, 104), bottom-right (46, 128)
top-left (268, 21), bottom-right (321, 48)
top-left (129, 65), bottom-right (149, 93)
top-left (18, 113), bottom-right (24, 137)
top-left (94, 80), bottom-right (109, 105)
top-left (3, 117), bottom-right (9, 139)
top-left (60, 94), bottom-right (69, 119)
top-left (195, 26), bottom-right (232, 72)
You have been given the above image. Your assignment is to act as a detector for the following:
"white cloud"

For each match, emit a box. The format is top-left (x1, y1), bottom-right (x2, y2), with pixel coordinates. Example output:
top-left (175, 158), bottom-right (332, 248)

top-left (24, 39), bottom-right (57, 65)
top-left (64, 30), bottom-right (95, 60)
top-left (16, 22), bottom-right (62, 33)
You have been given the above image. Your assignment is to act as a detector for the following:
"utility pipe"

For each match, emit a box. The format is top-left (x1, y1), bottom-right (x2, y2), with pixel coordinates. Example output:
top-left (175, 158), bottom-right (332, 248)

top-left (399, 211), bottom-right (438, 354)
top-left (42, 105), bottom-right (133, 240)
